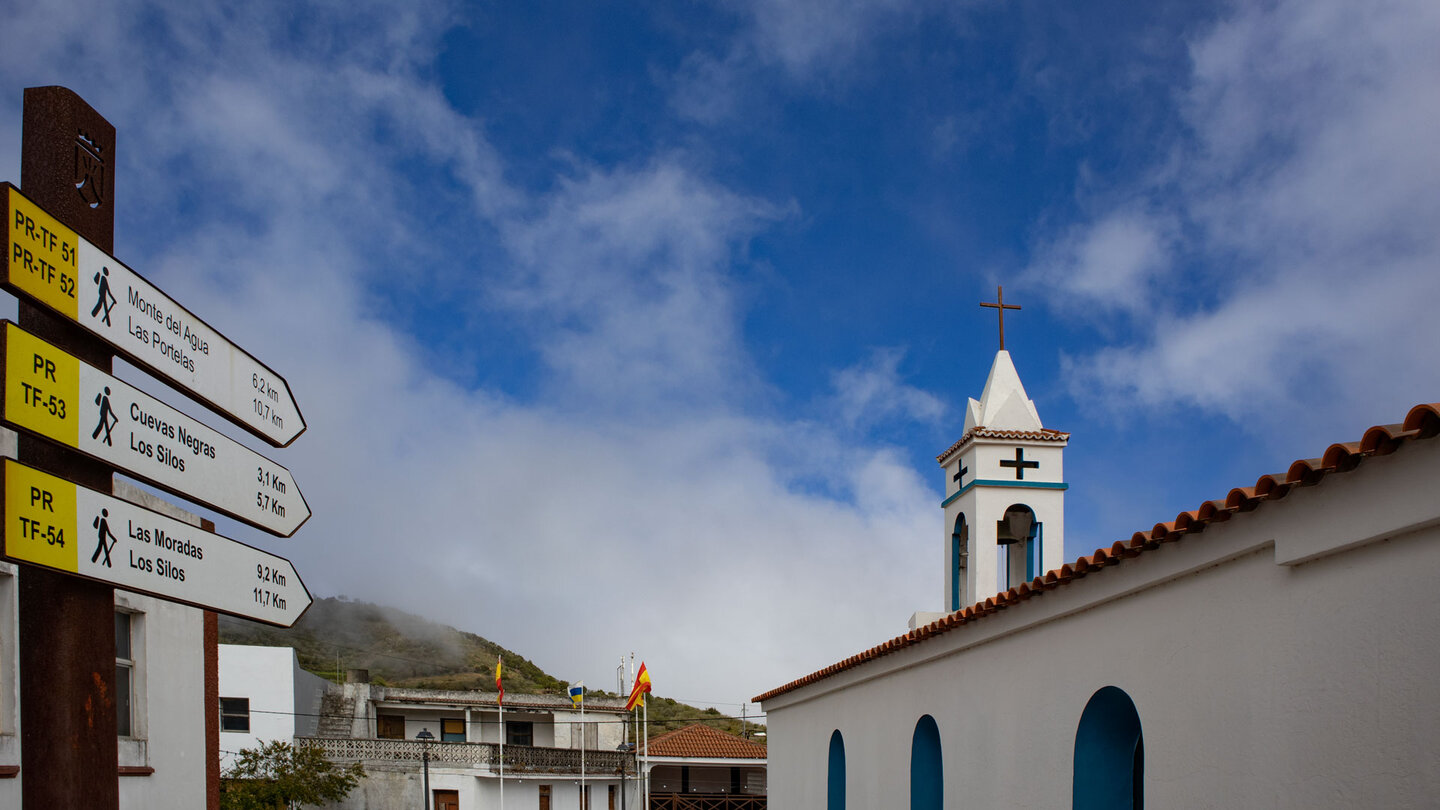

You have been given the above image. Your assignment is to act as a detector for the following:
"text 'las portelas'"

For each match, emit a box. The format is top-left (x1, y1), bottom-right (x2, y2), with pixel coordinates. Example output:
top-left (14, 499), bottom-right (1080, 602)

top-left (3, 183), bottom-right (306, 446)
top-left (1, 459), bottom-right (311, 626)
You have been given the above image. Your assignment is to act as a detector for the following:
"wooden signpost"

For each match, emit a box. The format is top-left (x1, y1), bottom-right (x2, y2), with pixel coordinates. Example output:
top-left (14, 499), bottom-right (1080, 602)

top-left (4, 86), bottom-right (314, 809)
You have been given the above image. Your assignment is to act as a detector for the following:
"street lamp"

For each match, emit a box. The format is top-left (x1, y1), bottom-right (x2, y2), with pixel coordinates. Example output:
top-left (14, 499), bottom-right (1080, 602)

top-left (416, 728), bottom-right (434, 810)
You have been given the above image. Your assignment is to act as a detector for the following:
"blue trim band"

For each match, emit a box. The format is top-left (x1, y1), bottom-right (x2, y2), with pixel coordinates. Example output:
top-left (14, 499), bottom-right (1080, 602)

top-left (942, 479), bottom-right (1069, 507)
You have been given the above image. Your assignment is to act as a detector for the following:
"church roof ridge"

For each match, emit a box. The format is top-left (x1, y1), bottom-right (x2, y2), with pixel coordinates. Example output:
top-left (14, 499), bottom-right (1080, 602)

top-left (936, 426), bottom-right (1070, 465)
top-left (754, 401), bottom-right (1440, 704)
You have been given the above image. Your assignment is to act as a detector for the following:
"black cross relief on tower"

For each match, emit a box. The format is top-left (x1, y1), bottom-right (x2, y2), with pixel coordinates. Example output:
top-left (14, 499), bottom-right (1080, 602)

top-left (1000, 447), bottom-right (1039, 480)
top-left (952, 461), bottom-right (968, 485)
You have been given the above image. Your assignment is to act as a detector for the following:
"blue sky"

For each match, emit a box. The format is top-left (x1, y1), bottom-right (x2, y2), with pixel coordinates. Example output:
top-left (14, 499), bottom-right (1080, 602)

top-left (2, 0), bottom-right (1437, 712)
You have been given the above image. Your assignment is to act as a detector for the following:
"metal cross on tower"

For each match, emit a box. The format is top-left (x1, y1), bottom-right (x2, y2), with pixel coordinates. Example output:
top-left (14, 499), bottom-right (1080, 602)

top-left (980, 285), bottom-right (1021, 350)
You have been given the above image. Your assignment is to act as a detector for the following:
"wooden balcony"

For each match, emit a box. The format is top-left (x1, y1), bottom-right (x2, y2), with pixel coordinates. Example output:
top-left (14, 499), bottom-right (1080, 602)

top-left (295, 736), bottom-right (633, 775)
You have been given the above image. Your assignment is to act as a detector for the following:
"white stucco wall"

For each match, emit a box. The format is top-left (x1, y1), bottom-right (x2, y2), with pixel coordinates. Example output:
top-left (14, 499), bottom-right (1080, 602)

top-left (326, 768), bottom-right (636, 810)
top-left (116, 591), bottom-right (209, 810)
top-left (219, 644), bottom-right (332, 768)
top-left (766, 439), bottom-right (1440, 808)
top-left (0, 561), bottom-right (20, 807)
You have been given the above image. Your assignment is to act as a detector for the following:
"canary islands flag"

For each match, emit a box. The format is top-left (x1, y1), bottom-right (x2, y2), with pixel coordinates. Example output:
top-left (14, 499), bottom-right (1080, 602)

top-left (569, 681), bottom-right (585, 706)
top-left (625, 662), bottom-right (652, 711)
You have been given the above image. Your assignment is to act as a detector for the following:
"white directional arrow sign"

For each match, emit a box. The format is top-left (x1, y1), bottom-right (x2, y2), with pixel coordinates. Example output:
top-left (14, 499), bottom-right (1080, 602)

top-left (1, 459), bottom-right (311, 627)
top-left (3, 183), bottom-right (305, 446)
top-left (1, 322), bottom-right (310, 536)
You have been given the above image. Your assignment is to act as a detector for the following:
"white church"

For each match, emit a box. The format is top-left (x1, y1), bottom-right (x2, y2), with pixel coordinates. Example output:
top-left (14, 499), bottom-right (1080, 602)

top-left (756, 322), bottom-right (1440, 808)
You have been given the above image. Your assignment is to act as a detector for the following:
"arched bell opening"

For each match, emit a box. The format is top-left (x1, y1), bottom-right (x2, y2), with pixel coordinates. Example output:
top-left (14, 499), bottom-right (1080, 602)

top-left (950, 514), bottom-right (969, 611)
top-left (996, 503), bottom-right (1040, 591)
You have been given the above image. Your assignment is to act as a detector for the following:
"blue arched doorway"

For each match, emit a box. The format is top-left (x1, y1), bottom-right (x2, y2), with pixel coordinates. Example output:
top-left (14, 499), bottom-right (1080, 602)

top-left (827, 730), bottom-right (846, 810)
top-left (1073, 686), bottom-right (1143, 810)
top-left (910, 715), bottom-right (942, 810)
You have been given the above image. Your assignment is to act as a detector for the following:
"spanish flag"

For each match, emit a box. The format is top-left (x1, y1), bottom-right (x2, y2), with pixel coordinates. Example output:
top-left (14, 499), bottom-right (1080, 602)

top-left (625, 662), bottom-right (651, 711)
top-left (495, 657), bottom-right (504, 705)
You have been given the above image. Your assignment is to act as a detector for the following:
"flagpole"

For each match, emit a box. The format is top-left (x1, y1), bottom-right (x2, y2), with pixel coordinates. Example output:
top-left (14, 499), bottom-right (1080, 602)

top-left (642, 698), bottom-right (649, 810)
top-left (497, 656), bottom-right (504, 810)
top-left (580, 689), bottom-right (586, 810)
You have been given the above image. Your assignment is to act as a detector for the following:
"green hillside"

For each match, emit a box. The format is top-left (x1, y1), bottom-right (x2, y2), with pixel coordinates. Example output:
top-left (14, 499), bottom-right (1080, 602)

top-left (219, 596), bottom-right (760, 740)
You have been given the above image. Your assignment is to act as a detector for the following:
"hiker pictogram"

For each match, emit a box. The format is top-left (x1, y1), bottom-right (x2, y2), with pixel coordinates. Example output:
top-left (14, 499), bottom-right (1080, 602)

top-left (90, 508), bottom-right (117, 568)
top-left (91, 265), bottom-right (117, 325)
top-left (92, 386), bottom-right (118, 445)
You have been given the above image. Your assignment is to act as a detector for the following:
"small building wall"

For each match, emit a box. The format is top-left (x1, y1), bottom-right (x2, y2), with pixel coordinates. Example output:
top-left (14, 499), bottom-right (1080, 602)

top-left (116, 592), bottom-right (209, 810)
top-left (219, 645), bottom-right (332, 767)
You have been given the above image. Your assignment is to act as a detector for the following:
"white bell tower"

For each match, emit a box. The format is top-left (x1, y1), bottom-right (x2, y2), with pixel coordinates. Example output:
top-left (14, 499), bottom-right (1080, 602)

top-left (912, 288), bottom-right (1068, 629)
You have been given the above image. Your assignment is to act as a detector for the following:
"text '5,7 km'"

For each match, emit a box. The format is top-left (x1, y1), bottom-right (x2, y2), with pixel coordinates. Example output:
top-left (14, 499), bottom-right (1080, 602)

top-left (2, 183), bottom-right (305, 447)
top-left (0, 459), bottom-right (311, 627)
top-left (0, 322), bottom-right (310, 536)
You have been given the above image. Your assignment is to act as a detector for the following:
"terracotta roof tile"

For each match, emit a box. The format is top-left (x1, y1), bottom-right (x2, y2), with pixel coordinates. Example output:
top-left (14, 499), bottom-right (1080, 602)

top-left (936, 426), bottom-right (1070, 465)
top-left (754, 402), bottom-right (1440, 704)
top-left (646, 724), bottom-right (767, 760)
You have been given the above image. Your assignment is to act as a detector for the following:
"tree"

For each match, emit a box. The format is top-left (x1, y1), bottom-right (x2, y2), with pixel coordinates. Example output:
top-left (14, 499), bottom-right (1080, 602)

top-left (221, 740), bottom-right (365, 810)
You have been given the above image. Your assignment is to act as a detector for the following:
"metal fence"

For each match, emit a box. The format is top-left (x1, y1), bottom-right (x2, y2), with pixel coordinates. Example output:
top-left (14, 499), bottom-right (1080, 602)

top-left (295, 736), bottom-right (632, 775)
top-left (649, 795), bottom-right (766, 810)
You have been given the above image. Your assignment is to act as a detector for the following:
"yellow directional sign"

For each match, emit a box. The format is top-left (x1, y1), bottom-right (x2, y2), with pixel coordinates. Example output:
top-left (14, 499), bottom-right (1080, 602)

top-left (1, 322), bottom-right (310, 536)
top-left (1, 459), bottom-right (310, 627)
top-left (3, 183), bottom-right (305, 447)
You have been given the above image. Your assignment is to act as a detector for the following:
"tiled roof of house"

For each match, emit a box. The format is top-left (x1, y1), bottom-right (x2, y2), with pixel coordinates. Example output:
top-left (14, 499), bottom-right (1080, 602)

top-left (646, 724), bottom-right (768, 760)
top-left (936, 426), bottom-right (1070, 465)
top-left (757, 402), bottom-right (1440, 704)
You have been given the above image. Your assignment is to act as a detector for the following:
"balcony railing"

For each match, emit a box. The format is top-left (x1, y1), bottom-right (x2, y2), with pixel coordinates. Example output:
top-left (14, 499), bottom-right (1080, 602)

top-left (649, 795), bottom-right (766, 810)
top-left (295, 736), bottom-right (633, 775)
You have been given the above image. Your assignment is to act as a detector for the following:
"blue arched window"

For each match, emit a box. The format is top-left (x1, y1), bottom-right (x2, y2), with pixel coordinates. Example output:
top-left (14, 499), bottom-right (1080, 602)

top-left (951, 514), bottom-right (968, 611)
top-left (827, 729), bottom-right (846, 810)
top-left (910, 715), bottom-right (942, 810)
top-left (1073, 686), bottom-right (1144, 810)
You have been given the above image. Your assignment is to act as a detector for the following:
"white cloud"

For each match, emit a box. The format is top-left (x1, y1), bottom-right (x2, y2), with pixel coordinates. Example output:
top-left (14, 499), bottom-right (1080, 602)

top-left (0, 0), bottom-right (938, 708)
top-left (830, 347), bottom-right (946, 430)
top-left (1026, 207), bottom-right (1177, 317)
top-left (668, 0), bottom-right (951, 120)
top-left (1033, 0), bottom-right (1440, 437)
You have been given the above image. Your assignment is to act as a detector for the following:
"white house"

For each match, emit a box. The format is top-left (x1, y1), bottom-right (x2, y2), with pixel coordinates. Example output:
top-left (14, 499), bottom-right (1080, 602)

top-left (217, 647), bottom-right (644, 810)
top-left (756, 349), bottom-right (1440, 808)
top-left (217, 644), bottom-right (331, 769)
top-left (644, 723), bottom-right (767, 809)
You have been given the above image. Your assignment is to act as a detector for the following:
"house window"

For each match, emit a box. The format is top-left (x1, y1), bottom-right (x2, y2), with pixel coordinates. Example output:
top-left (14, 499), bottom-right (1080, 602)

top-left (580, 785), bottom-right (590, 810)
top-left (571, 722), bottom-right (599, 749)
top-left (538, 785), bottom-right (551, 810)
top-left (506, 720), bottom-right (533, 746)
top-left (441, 717), bottom-right (465, 742)
top-left (115, 611), bottom-right (133, 737)
top-left (609, 785), bottom-right (616, 809)
top-left (378, 714), bottom-right (405, 740)
top-left (220, 697), bottom-right (250, 732)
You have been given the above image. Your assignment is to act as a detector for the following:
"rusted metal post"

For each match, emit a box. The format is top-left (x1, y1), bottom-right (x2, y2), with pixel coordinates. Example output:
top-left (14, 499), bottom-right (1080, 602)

top-left (17, 85), bottom-right (119, 810)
